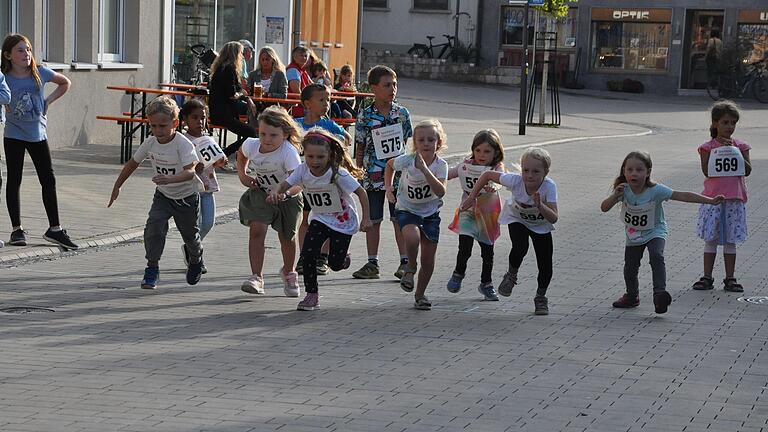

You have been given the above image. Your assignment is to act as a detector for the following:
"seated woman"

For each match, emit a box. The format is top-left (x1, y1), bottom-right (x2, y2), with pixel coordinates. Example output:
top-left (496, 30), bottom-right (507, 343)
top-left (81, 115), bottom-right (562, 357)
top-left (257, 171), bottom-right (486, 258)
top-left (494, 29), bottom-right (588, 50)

top-left (208, 41), bottom-right (258, 157)
top-left (286, 45), bottom-right (312, 117)
top-left (247, 46), bottom-right (288, 99)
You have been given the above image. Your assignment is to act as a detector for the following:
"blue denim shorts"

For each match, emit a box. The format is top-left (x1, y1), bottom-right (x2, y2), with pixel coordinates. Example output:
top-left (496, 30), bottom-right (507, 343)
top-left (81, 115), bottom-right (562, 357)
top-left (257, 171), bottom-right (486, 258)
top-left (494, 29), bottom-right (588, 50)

top-left (395, 210), bottom-right (441, 243)
top-left (367, 189), bottom-right (396, 223)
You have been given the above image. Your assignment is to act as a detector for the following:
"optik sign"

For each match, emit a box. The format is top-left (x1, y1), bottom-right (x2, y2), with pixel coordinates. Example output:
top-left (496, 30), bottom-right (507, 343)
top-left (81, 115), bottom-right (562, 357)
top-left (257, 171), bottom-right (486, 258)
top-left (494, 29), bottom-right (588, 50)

top-left (613, 10), bottom-right (650, 20)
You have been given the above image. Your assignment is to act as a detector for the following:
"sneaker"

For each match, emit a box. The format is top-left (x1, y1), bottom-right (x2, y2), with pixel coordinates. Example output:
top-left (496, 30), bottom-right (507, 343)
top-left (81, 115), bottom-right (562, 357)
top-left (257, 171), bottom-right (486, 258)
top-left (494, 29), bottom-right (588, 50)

top-left (182, 245), bottom-right (190, 266)
top-left (653, 290), bottom-right (672, 314)
top-left (353, 261), bottom-right (380, 279)
top-left (534, 295), bottom-right (549, 315)
top-left (478, 282), bottom-right (499, 301)
top-left (414, 296), bottom-right (432, 310)
top-left (342, 253), bottom-right (352, 270)
top-left (394, 263), bottom-right (408, 279)
top-left (201, 262), bottom-right (208, 275)
top-left (297, 292), bottom-right (320, 311)
top-left (316, 255), bottom-right (330, 275)
top-left (447, 273), bottom-right (464, 293)
top-left (612, 294), bottom-right (640, 308)
top-left (0, 239), bottom-right (4, 248)
top-left (186, 261), bottom-right (204, 285)
top-left (296, 255), bottom-right (304, 275)
top-left (141, 266), bottom-right (159, 289)
top-left (43, 228), bottom-right (80, 250)
top-left (280, 267), bottom-right (300, 297)
top-left (241, 275), bottom-right (265, 294)
top-left (9, 229), bottom-right (28, 246)
top-left (400, 267), bottom-right (416, 292)
top-left (498, 270), bottom-right (518, 297)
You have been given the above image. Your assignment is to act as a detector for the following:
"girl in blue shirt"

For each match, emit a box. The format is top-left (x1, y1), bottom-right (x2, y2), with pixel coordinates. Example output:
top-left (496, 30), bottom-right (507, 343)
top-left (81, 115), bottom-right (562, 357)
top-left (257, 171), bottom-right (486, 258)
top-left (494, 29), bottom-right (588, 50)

top-left (1, 34), bottom-right (77, 249)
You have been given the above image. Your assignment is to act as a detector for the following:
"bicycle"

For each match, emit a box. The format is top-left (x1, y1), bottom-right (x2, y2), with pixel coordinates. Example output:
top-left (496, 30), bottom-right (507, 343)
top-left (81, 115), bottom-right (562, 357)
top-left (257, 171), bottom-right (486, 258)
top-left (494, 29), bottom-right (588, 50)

top-left (408, 34), bottom-right (455, 59)
top-left (189, 44), bottom-right (218, 86)
top-left (707, 58), bottom-right (768, 103)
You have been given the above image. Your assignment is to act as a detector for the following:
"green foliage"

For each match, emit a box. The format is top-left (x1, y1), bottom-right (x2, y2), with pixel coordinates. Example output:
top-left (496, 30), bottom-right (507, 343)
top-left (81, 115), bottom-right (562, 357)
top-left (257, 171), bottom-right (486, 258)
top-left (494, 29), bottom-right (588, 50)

top-left (533, 0), bottom-right (576, 18)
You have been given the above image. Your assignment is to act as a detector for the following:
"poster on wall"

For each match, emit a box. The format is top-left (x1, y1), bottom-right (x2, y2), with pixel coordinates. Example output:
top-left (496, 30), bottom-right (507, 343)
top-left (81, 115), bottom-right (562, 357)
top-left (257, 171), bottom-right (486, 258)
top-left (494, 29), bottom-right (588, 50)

top-left (265, 16), bottom-right (284, 44)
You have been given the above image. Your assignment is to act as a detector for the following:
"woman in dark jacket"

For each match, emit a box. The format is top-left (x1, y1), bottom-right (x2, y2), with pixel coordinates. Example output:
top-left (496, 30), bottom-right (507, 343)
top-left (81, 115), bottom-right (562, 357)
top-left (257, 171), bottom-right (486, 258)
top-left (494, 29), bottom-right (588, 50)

top-left (208, 41), bottom-right (257, 156)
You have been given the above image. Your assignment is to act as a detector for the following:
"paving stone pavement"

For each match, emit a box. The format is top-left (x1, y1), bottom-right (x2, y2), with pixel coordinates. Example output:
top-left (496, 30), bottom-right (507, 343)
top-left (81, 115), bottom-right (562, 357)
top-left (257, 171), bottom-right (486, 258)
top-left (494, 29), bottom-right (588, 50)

top-left (0, 81), bottom-right (767, 431)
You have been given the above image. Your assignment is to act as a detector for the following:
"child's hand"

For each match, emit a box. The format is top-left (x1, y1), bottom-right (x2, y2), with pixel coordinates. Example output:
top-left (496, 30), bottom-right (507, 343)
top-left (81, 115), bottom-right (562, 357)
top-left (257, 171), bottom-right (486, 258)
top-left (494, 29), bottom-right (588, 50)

top-left (612, 183), bottom-right (627, 198)
top-left (711, 194), bottom-right (726, 205)
top-left (108, 187), bottom-right (120, 207)
top-left (152, 174), bottom-right (171, 185)
top-left (460, 196), bottom-right (476, 211)
top-left (385, 189), bottom-right (397, 204)
top-left (360, 218), bottom-right (373, 232)
top-left (265, 192), bottom-right (283, 204)
top-left (532, 192), bottom-right (541, 208)
top-left (213, 156), bottom-right (229, 168)
top-left (239, 175), bottom-right (258, 189)
top-left (414, 153), bottom-right (426, 171)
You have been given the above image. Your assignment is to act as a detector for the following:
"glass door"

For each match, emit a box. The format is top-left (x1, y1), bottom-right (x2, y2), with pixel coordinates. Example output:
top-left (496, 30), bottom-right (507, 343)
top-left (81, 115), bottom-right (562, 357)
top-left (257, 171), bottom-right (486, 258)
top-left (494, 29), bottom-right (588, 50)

top-left (681, 10), bottom-right (724, 89)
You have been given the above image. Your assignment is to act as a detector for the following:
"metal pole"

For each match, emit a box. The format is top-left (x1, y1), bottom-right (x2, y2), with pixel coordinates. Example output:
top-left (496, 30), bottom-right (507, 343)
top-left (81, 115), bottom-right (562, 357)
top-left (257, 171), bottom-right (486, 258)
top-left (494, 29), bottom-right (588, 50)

top-left (519, 3), bottom-right (529, 135)
top-left (453, 0), bottom-right (460, 62)
top-left (292, 0), bottom-right (302, 47)
top-left (356, 0), bottom-right (364, 83)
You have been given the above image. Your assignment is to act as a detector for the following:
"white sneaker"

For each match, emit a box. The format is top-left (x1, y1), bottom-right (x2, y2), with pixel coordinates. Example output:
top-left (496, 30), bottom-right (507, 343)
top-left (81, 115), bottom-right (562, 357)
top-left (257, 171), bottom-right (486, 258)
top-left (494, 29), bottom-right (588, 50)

top-left (241, 275), bottom-right (265, 294)
top-left (0, 239), bottom-right (4, 248)
top-left (280, 267), bottom-right (300, 297)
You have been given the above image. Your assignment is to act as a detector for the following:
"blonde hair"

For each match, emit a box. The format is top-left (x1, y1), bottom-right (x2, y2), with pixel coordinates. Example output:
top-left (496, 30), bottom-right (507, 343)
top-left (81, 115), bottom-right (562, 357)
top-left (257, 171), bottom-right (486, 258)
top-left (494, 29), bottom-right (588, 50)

top-left (303, 128), bottom-right (364, 179)
top-left (1, 34), bottom-right (41, 87)
top-left (521, 147), bottom-right (552, 173)
top-left (257, 105), bottom-right (303, 152)
top-left (471, 129), bottom-right (504, 167)
top-left (411, 119), bottom-right (447, 153)
top-left (257, 46), bottom-right (285, 73)
top-left (210, 41), bottom-right (243, 81)
top-left (146, 96), bottom-right (179, 119)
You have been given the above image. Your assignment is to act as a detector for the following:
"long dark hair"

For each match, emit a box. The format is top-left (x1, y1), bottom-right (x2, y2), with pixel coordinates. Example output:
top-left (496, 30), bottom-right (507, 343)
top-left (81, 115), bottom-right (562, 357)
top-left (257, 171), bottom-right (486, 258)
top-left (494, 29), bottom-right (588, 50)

top-left (1, 34), bottom-right (41, 87)
top-left (709, 100), bottom-right (740, 138)
top-left (613, 151), bottom-right (656, 189)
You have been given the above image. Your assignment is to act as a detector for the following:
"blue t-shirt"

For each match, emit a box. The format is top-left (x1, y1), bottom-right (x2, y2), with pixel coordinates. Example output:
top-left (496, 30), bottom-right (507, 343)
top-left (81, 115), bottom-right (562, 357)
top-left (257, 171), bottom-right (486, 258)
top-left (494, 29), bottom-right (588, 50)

top-left (4, 66), bottom-right (55, 142)
top-left (620, 183), bottom-right (674, 245)
top-left (286, 68), bottom-right (301, 82)
top-left (297, 117), bottom-right (345, 138)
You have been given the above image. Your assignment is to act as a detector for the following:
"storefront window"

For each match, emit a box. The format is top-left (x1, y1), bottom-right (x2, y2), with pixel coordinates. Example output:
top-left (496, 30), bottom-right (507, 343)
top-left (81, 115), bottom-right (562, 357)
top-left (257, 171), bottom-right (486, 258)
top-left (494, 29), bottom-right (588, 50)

top-left (501, 7), bottom-right (577, 48)
top-left (739, 24), bottom-right (768, 63)
top-left (592, 22), bottom-right (671, 71)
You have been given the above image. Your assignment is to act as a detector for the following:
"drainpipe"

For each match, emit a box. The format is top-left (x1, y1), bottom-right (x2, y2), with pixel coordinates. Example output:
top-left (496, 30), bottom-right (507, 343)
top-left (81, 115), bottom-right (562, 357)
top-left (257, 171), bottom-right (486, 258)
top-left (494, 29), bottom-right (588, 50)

top-left (453, 0), bottom-right (461, 62)
top-left (357, 0), bottom-right (364, 83)
top-left (475, 0), bottom-right (484, 65)
top-left (293, 0), bottom-right (302, 47)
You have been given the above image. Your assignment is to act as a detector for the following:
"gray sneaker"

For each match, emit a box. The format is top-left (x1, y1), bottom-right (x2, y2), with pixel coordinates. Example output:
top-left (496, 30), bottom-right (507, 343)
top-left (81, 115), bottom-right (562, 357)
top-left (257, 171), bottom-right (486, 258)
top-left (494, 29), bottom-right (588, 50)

top-left (498, 270), bottom-right (518, 297)
top-left (353, 261), bottom-right (380, 279)
top-left (478, 282), bottom-right (499, 301)
top-left (534, 295), bottom-right (549, 315)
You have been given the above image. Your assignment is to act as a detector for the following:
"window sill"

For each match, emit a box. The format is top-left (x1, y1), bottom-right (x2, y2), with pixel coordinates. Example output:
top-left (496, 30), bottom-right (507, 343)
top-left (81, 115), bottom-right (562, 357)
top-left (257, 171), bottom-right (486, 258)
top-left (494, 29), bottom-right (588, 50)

top-left (98, 62), bottom-right (144, 70)
top-left (71, 62), bottom-right (99, 70)
top-left (364, 7), bottom-right (390, 12)
top-left (590, 68), bottom-right (668, 75)
top-left (43, 62), bottom-right (70, 70)
top-left (409, 8), bottom-right (451, 14)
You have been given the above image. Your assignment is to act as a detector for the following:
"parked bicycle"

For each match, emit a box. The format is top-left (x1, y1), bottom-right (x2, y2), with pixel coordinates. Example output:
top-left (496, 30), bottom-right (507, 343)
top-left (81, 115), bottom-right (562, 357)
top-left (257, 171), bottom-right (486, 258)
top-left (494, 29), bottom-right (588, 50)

top-left (707, 57), bottom-right (768, 103)
top-left (408, 34), bottom-right (455, 60)
top-left (189, 44), bottom-right (218, 86)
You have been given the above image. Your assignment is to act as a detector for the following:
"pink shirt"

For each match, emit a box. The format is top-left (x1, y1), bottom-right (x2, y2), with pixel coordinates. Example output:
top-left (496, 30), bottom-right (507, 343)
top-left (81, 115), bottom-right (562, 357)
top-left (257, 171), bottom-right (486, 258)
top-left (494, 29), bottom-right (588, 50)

top-left (698, 138), bottom-right (750, 202)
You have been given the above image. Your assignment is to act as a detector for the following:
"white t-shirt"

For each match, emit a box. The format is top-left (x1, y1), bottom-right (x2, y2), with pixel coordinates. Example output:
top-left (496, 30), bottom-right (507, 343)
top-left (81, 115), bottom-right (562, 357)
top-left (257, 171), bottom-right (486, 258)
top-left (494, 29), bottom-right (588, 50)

top-left (240, 138), bottom-right (302, 193)
top-left (448, 160), bottom-right (502, 199)
top-left (393, 153), bottom-right (448, 217)
top-left (184, 133), bottom-right (220, 193)
top-left (133, 133), bottom-right (202, 199)
top-left (498, 172), bottom-right (557, 234)
top-left (286, 164), bottom-right (362, 235)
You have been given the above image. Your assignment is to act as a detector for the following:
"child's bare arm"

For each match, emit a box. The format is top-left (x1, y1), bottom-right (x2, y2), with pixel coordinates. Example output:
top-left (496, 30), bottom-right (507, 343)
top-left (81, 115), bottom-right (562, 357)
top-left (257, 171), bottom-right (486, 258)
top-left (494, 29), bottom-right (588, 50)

top-left (108, 159), bottom-right (140, 207)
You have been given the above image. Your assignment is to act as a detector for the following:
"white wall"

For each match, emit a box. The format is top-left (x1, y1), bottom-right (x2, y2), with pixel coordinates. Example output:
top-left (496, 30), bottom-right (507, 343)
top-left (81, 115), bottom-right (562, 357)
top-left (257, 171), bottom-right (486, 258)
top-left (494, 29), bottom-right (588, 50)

top-left (256, 1), bottom-right (293, 65)
top-left (362, 0), bottom-right (478, 53)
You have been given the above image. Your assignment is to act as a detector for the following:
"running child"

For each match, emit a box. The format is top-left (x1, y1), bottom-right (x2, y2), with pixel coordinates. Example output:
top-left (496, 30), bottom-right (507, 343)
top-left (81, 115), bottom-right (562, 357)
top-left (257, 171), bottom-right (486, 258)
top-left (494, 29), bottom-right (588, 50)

top-left (462, 148), bottom-right (558, 315)
top-left (446, 129), bottom-right (505, 301)
top-left (180, 99), bottom-right (229, 273)
top-left (237, 106), bottom-right (304, 296)
top-left (692, 101), bottom-right (752, 292)
top-left (600, 151), bottom-right (724, 313)
top-left (272, 128), bottom-right (372, 311)
top-left (108, 96), bottom-right (204, 289)
top-left (353, 65), bottom-right (411, 280)
top-left (385, 119), bottom-right (448, 310)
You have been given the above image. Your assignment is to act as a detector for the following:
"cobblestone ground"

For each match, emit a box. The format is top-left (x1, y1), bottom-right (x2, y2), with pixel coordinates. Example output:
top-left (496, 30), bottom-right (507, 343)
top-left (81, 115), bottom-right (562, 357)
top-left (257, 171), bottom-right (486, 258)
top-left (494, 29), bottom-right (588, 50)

top-left (0, 83), bottom-right (767, 431)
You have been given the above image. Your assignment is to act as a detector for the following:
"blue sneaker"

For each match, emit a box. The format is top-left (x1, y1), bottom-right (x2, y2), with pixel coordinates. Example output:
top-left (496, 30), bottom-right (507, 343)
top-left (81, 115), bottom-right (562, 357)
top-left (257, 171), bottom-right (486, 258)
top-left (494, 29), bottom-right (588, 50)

top-left (141, 266), bottom-right (159, 289)
top-left (478, 282), bottom-right (499, 301)
top-left (446, 273), bottom-right (464, 293)
top-left (187, 261), bottom-right (204, 285)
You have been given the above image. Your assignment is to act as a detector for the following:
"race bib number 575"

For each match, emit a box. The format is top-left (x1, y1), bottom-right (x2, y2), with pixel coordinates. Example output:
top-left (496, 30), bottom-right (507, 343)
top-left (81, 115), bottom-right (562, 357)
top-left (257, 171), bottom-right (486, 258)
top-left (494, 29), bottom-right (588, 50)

top-left (372, 123), bottom-right (405, 160)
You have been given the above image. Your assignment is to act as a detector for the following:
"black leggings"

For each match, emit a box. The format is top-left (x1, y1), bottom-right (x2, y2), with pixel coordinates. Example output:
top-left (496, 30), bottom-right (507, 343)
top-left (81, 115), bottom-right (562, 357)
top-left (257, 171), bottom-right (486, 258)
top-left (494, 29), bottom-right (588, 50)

top-left (453, 234), bottom-right (494, 283)
top-left (508, 223), bottom-right (553, 296)
top-left (211, 105), bottom-right (257, 156)
top-left (4, 138), bottom-right (60, 227)
top-left (301, 220), bottom-right (352, 293)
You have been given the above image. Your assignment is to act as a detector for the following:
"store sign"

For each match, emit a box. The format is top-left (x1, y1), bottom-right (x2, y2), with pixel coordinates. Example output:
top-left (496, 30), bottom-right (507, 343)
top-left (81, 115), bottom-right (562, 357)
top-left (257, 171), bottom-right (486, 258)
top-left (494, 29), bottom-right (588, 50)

top-left (738, 10), bottom-right (768, 23)
top-left (592, 7), bottom-right (672, 22)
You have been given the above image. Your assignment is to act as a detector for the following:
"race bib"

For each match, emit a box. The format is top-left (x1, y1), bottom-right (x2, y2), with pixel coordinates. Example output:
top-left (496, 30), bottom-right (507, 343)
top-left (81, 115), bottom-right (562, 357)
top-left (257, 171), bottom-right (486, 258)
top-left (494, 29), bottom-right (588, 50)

top-left (622, 202), bottom-right (656, 230)
top-left (193, 137), bottom-right (226, 167)
top-left (514, 201), bottom-right (546, 225)
top-left (304, 184), bottom-right (342, 213)
top-left (251, 162), bottom-right (287, 193)
top-left (403, 171), bottom-right (436, 204)
top-left (708, 146), bottom-right (745, 177)
top-left (372, 123), bottom-right (405, 160)
top-left (149, 151), bottom-right (179, 176)
top-left (458, 163), bottom-right (489, 194)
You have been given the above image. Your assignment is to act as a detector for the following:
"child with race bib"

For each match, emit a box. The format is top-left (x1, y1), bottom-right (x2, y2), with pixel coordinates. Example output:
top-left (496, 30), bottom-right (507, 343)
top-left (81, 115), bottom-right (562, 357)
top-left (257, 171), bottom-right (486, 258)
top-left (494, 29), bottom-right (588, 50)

top-left (692, 101), bottom-right (752, 293)
top-left (385, 119), bottom-right (448, 310)
top-left (353, 65), bottom-right (412, 281)
top-left (109, 96), bottom-right (204, 289)
top-left (447, 129), bottom-right (506, 301)
top-left (180, 99), bottom-right (229, 274)
top-left (462, 148), bottom-right (558, 315)
top-left (272, 128), bottom-right (372, 311)
top-left (601, 151), bottom-right (724, 314)
top-left (237, 106), bottom-right (304, 297)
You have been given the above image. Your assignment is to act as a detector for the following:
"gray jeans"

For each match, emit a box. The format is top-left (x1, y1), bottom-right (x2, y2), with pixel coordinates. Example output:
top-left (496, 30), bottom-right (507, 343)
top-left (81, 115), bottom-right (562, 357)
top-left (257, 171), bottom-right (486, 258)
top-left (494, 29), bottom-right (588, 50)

top-left (624, 237), bottom-right (666, 297)
top-left (144, 190), bottom-right (202, 266)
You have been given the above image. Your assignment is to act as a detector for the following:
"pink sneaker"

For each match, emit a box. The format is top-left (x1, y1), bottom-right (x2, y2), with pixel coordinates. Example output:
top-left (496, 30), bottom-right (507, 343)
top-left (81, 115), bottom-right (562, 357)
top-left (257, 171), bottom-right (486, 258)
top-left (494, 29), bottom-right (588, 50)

top-left (241, 275), bottom-right (264, 294)
top-left (297, 293), bottom-right (319, 311)
top-left (280, 267), bottom-right (300, 297)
